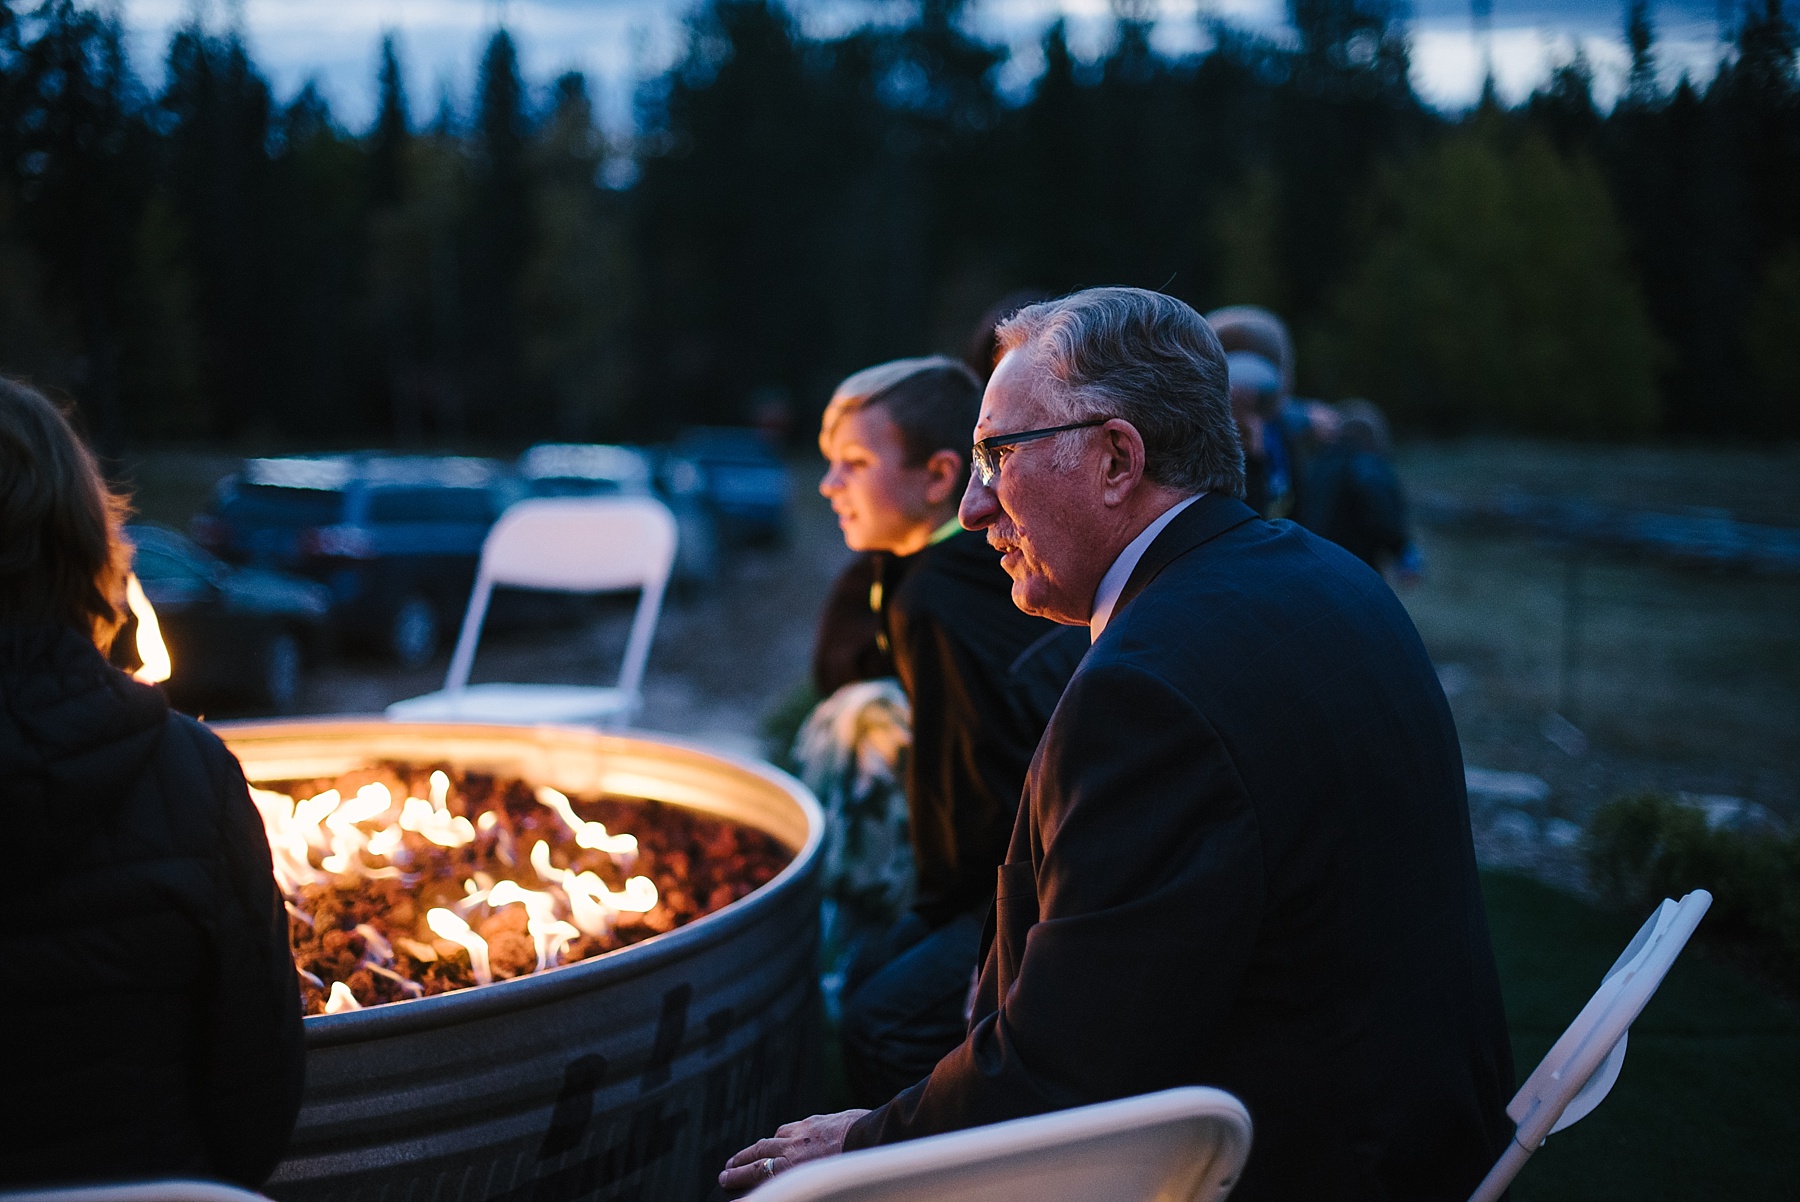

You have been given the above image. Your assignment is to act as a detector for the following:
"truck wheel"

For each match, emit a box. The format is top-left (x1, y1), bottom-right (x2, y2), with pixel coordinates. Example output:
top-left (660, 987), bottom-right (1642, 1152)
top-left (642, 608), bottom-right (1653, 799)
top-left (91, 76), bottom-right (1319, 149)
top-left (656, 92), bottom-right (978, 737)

top-left (390, 596), bottom-right (439, 668)
top-left (673, 502), bottom-right (722, 591)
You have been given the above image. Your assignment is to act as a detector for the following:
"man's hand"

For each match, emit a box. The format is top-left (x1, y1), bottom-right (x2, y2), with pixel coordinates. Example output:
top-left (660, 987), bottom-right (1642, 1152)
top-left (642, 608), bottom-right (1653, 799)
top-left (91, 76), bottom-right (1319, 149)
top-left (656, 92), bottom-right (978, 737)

top-left (719, 1109), bottom-right (871, 1193)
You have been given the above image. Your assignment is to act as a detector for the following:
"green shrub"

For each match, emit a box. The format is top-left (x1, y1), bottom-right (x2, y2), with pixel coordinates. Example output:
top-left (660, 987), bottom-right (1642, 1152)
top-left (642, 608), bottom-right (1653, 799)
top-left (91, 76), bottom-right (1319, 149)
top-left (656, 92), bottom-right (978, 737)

top-left (1746, 240), bottom-right (1800, 434)
top-left (759, 679), bottom-right (820, 771)
top-left (1585, 793), bottom-right (1800, 980)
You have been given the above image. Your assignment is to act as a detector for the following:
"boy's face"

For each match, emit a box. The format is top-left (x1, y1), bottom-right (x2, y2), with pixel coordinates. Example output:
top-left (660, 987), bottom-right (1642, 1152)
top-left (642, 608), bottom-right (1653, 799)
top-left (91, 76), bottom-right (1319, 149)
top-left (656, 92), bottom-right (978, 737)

top-left (819, 405), bottom-right (944, 555)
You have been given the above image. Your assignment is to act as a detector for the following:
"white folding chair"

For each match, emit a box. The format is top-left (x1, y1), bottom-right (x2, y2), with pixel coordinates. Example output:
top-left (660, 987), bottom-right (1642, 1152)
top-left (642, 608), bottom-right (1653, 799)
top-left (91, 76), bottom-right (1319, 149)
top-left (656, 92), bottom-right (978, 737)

top-left (749, 1087), bottom-right (1252, 1202)
top-left (1468, 889), bottom-right (1712, 1202)
top-left (0, 1183), bottom-right (271, 1202)
top-left (386, 496), bottom-right (677, 729)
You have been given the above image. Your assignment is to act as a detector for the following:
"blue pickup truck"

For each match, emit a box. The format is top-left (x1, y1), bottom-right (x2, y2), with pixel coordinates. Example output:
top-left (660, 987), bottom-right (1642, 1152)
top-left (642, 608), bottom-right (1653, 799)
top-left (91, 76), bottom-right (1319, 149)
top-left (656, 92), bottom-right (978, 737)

top-left (192, 455), bottom-right (525, 667)
top-left (666, 426), bottom-right (793, 546)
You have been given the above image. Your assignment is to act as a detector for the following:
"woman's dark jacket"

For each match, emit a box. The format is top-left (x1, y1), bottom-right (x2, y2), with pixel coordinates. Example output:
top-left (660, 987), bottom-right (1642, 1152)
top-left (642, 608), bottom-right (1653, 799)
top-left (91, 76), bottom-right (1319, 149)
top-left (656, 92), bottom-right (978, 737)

top-left (1301, 446), bottom-right (1411, 571)
top-left (0, 624), bottom-right (305, 1187)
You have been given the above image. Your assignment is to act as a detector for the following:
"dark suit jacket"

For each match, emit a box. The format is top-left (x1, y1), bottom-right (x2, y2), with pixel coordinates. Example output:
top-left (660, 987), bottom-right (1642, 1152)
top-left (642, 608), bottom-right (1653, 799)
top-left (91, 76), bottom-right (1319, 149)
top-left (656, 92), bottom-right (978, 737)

top-left (844, 494), bottom-right (1513, 1202)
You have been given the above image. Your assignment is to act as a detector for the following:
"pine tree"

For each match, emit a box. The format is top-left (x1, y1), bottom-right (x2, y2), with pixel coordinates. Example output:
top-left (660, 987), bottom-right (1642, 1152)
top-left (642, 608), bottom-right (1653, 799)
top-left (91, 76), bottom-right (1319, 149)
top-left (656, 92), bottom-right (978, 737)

top-left (1747, 241), bottom-right (1800, 421)
top-left (370, 34), bottom-right (410, 209)
top-left (7, 0), bottom-right (151, 452)
top-left (1526, 51), bottom-right (1602, 153)
top-left (0, 0), bottom-right (1788, 450)
top-left (1276, 0), bottom-right (1422, 336)
top-left (265, 83), bottom-right (368, 438)
top-left (633, 0), bottom-right (837, 427)
top-left (0, 186), bottom-right (72, 388)
top-left (1010, 20), bottom-right (1091, 285)
top-left (464, 26), bottom-right (534, 433)
top-left (523, 73), bottom-right (634, 438)
top-left (1289, 0), bottom-right (1411, 99)
top-left (1705, 0), bottom-right (1800, 433)
top-left (1624, 0), bottom-right (1661, 106)
top-left (159, 20), bottom-right (276, 436)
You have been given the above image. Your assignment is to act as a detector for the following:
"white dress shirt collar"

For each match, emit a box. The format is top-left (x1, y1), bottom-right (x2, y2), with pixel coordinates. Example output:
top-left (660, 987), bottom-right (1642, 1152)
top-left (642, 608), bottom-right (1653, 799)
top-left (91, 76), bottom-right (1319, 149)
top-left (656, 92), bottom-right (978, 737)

top-left (1088, 493), bottom-right (1202, 643)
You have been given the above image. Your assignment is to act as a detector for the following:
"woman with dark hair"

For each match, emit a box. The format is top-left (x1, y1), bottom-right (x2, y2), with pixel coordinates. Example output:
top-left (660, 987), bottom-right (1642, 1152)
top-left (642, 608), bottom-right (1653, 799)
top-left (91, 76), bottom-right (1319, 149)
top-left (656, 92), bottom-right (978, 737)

top-left (0, 379), bottom-right (305, 1187)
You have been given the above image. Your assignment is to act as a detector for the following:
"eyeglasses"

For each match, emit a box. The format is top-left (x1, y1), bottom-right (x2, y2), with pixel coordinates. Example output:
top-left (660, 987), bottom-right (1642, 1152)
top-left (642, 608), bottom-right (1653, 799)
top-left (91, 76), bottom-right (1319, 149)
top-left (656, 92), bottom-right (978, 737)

top-left (970, 419), bottom-right (1111, 486)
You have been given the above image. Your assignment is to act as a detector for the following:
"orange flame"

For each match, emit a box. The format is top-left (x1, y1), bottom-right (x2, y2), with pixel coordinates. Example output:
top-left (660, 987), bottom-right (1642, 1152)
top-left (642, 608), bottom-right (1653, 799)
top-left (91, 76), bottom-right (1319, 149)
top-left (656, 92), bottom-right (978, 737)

top-left (258, 772), bottom-right (659, 1002)
top-left (324, 981), bottom-right (363, 1013)
top-left (427, 908), bottom-right (492, 985)
top-left (487, 879), bottom-right (582, 971)
top-left (535, 786), bottom-right (638, 857)
top-left (529, 839), bottom-right (658, 936)
top-left (125, 574), bottom-right (171, 683)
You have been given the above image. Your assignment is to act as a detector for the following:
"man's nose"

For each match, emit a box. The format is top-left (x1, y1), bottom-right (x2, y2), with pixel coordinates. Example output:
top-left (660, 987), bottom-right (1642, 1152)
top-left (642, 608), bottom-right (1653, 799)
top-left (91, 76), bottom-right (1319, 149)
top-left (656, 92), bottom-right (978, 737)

top-left (959, 474), bottom-right (997, 529)
top-left (819, 464), bottom-right (840, 497)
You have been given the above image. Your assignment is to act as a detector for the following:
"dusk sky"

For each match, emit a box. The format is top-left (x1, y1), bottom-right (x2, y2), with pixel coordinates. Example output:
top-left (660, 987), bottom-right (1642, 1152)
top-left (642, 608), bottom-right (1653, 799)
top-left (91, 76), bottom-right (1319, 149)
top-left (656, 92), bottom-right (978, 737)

top-left (114, 0), bottom-right (1736, 135)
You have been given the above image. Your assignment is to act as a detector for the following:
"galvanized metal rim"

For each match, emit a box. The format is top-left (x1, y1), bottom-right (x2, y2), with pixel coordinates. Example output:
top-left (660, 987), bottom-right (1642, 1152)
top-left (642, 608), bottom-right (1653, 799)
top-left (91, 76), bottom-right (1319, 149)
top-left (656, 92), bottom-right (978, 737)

top-left (210, 718), bottom-right (824, 1049)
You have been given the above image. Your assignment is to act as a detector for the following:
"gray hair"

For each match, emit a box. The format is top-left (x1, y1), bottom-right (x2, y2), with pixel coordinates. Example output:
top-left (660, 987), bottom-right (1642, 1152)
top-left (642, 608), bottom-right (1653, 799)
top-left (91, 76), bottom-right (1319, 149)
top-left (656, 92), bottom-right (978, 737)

top-left (1207, 304), bottom-right (1296, 397)
top-left (996, 288), bottom-right (1245, 498)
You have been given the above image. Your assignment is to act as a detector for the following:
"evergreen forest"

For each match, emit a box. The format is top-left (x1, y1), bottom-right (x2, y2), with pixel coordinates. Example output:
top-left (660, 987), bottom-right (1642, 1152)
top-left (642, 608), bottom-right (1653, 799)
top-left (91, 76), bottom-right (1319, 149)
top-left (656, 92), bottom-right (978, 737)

top-left (1, 0), bottom-right (1796, 455)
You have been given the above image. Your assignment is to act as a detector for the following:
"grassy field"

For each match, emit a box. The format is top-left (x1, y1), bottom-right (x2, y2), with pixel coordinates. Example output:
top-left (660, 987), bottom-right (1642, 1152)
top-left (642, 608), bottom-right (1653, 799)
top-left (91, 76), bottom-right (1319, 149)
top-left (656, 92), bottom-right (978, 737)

top-left (1393, 440), bottom-right (1800, 824)
top-left (1485, 871), bottom-right (1800, 1201)
top-left (1395, 438), bottom-right (1800, 526)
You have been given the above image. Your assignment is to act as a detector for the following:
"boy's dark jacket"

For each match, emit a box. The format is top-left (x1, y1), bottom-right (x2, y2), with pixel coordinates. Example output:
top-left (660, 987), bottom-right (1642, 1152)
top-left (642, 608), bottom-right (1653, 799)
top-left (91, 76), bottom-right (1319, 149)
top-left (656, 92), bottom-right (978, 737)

top-left (883, 529), bottom-right (1085, 927)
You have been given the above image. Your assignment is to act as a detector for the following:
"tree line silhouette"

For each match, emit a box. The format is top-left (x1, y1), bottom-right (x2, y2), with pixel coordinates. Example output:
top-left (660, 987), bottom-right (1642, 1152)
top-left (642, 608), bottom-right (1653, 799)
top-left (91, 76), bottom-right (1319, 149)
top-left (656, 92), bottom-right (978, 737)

top-left (0, 0), bottom-right (1794, 455)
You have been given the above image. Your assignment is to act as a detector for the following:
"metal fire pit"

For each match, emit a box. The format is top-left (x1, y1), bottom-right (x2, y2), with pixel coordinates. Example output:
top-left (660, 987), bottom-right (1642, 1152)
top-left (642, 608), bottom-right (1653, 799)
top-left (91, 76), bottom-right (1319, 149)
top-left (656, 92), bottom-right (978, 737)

top-left (216, 719), bottom-right (825, 1202)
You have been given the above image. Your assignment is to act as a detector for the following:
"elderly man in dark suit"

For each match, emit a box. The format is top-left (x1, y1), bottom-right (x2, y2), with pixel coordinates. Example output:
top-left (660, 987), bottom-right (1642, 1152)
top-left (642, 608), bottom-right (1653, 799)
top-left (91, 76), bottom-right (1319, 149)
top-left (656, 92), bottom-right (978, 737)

top-left (724, 288), bottom-right (1512, 1201)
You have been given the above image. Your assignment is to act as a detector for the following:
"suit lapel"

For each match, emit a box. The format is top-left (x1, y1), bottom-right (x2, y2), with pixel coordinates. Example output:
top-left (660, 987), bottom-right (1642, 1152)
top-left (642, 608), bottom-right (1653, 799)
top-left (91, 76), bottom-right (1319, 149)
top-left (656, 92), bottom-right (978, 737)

top-left (1113, 492), bottom-right (1260, 619)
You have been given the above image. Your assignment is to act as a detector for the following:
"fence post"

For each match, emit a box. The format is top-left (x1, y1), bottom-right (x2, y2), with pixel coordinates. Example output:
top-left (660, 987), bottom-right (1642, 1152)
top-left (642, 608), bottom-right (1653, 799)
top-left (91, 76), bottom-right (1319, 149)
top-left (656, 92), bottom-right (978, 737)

top-left (1558, 549), bottom-right (1584, 723)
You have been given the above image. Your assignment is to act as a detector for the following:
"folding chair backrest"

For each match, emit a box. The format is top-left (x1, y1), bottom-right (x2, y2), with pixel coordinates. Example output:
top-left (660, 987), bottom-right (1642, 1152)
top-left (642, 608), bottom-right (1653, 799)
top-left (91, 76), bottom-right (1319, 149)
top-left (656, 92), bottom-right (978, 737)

top-left (443, 496), bottom-right (678, 694)
top-left (1467, 889), bottom-right (1711, 1202)
top-left (0, 1183), bottom-right (272, 1202)
top-left (750, 1088), bottom-right (1252, 1202)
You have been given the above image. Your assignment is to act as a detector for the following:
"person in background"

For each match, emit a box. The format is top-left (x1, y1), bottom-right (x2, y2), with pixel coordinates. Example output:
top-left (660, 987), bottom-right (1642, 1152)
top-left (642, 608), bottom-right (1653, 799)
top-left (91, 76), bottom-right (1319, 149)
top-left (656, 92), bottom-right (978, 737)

top-left (1225, 348), bottom-right (1299, 519)
top-left (1208, 304), bottom-right (1342, 509)
top-left (0, 379), bottom-right (305, 1186)
top-left (1301, 398), bottom-right (1423, 581)
top-left (963, 289), bottom-right (1054, 383)
top-left (814, 355), bottom-right (1078, 1107)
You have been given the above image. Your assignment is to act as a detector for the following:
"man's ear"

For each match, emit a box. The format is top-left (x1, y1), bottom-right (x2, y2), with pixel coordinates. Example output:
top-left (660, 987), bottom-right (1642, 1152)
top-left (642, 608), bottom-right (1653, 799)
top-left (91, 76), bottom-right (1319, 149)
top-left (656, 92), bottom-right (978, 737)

top-left (923, 448), bottom-right (964, 505)
top-left (1099, 419), bottom-right (1148, 506)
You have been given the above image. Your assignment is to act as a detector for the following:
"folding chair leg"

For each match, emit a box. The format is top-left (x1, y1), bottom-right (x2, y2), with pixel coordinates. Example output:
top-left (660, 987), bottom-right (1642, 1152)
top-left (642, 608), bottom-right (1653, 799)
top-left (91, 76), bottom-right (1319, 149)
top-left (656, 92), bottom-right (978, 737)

top-left (1468, 1139), bottom-right (1534, 1202)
